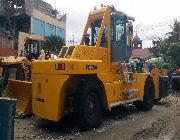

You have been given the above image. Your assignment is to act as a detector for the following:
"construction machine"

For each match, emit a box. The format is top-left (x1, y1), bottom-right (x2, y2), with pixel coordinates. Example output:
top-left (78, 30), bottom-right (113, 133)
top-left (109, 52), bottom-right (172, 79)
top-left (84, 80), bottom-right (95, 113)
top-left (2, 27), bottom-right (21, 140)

top-left (23, 36), bottom-right (44, 60)
top-left (0, 59), bottom-right (32, 115)
top-left (0, 36), bottom-right (44, 115)
top-left (32, 6), bottom-right (169, 129)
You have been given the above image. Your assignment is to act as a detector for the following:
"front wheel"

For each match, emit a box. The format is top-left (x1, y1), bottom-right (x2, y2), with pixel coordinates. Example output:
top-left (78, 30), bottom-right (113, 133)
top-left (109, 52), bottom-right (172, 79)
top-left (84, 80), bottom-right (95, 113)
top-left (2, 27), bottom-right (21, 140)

top-left (134, 76), bottom-right (155, 111)
top-left (74, 80), bottom-right (102, 130)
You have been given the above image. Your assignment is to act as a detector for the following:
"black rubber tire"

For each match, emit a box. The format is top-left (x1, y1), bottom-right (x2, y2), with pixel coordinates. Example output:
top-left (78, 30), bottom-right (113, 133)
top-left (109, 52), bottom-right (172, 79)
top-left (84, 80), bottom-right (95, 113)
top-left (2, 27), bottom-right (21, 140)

top-left (172, 79), bottom-right (180, 90)
top-left (133, 101), bottom-right (143, 110)
top-left (154, 98), bottom-right (161, 104)
top-left (74, 79), bottom-right (102, 130)
top-left (134, 76), bottom-right (155, 111)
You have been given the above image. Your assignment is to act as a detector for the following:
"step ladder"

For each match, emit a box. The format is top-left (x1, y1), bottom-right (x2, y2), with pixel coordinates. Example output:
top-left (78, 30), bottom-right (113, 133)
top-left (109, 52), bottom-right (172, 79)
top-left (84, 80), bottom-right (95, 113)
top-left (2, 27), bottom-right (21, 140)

top-left (122, 88), bottom-right (138, 99)
top-left (110, 97), bottom-right (140, 108)
top-left (118, 63), bottom-right (135, 83)
top-left (118, 63), bottom-right (138, 99)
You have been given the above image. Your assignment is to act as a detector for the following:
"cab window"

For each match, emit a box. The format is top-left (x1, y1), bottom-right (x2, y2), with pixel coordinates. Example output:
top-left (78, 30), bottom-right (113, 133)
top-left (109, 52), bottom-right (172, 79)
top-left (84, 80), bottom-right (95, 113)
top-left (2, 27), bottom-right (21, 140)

top-left (115, 20), bottom-right (125, 42)
top-left (100, 25), bottom-right (108, 48)
top-left (94, 26), bottom-right (101, 44)
top-left (84, 19), bottom-right (108, 47)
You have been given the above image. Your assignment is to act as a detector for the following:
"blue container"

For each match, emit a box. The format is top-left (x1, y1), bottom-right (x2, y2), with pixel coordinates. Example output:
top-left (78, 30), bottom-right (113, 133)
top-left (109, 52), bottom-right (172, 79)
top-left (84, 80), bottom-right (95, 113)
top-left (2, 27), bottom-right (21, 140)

top-left (0, 98), bottom-right (16, 140)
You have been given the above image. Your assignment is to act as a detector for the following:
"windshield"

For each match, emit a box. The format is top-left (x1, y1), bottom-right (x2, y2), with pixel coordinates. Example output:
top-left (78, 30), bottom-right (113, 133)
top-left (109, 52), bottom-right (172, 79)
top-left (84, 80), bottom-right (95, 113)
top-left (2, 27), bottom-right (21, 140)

top-left (115, 20), bottom-right (125, 41)
top-left (84, 19), bottom-right (108, 47)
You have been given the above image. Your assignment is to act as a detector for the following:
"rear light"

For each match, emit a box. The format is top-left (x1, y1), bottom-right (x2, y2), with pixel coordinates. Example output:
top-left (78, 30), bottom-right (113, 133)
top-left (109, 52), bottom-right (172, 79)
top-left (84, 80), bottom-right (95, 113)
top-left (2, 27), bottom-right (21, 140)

top-left (55, 63), bottom-right (65, 70)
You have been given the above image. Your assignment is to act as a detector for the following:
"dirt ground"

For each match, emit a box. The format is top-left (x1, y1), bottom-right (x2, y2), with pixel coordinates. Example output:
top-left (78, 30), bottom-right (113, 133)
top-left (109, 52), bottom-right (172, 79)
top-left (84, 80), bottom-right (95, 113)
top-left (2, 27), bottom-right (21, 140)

top-left (14, 90), bottom-right (180, 140)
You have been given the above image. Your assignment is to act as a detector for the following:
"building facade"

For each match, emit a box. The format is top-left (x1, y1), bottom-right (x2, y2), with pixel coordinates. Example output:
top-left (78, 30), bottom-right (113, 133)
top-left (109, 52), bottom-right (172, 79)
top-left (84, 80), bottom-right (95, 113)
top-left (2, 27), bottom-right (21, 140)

top-left (0, 0), bottom-right (66, 56)
top-left (0, 33), bottom-right (16, 56)
top-left (31, 9), bottom-right (66, 39)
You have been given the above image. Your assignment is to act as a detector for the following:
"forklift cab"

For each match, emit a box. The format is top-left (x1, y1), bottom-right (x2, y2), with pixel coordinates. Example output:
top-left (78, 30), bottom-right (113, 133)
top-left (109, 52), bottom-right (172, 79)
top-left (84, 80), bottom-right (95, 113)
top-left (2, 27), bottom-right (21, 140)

top-left (82, 6), bottom-right (134, 62)
top-left (111, 12), bottom-right (134, 62)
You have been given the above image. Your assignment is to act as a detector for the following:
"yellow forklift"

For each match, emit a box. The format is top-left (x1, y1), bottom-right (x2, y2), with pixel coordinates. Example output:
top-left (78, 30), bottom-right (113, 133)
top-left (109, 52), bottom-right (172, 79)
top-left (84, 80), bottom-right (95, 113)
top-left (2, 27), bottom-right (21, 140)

top-left (32, 6), bottom-right (169, 129)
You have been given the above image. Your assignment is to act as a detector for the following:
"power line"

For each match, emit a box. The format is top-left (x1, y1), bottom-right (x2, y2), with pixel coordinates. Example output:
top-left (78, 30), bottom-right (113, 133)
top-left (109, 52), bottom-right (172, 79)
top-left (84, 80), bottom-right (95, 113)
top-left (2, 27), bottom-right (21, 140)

top-left (135, 18), bottom-right (180, 41)
top-left (136, 18), bottom-right (180, 32)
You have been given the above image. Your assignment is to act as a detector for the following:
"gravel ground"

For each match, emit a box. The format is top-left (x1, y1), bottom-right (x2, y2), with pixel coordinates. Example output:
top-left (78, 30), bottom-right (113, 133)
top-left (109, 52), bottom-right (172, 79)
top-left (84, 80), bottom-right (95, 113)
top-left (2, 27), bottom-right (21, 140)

top-left (14, 90), bottom-right (180, 140)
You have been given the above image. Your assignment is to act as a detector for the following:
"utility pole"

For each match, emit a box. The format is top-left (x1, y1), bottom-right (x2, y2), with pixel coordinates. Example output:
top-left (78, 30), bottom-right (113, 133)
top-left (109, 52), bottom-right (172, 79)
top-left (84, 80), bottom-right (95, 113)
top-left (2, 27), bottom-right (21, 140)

top-left (72, 35), bottom-right (74, 45)
top-left (55, 0), bottom-right (56, 10)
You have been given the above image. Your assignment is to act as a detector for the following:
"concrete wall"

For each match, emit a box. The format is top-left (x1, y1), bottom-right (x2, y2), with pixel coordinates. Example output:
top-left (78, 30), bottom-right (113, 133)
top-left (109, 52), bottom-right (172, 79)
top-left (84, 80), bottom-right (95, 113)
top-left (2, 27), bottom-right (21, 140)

top-left (25, 0), bottom-right (54, 17)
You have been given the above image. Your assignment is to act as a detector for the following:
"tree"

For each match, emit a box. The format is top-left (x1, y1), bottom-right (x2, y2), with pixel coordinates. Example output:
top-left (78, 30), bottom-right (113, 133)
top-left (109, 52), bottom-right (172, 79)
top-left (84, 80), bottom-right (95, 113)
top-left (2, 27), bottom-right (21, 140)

top-left (167, 20), bottom-right (180, 43)
top-left (149, 37), bottom-right (164, 57)
top-left (165, 20), bottom-right (180, 66)
top-left (44, 35), bottom-right (65, 54)
top-left (167, 42), bottom-right (180, 67)
top-left (149, 20), bottom-right (180, 67)
top-left (1, 0), bottom-right (16, 37)
top-left (0, 0), bottom-right (24, 38)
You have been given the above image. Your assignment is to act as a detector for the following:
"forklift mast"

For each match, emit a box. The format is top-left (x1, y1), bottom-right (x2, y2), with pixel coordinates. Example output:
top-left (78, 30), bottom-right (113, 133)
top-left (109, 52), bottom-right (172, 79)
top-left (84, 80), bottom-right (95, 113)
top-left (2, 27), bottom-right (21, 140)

top-left (80, 6), bottom-right (135, 62)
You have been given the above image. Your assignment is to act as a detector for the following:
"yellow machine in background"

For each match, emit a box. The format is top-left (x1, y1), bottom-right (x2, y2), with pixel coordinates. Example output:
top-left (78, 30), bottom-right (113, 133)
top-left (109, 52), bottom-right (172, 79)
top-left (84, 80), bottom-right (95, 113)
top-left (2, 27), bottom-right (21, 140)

top-left (1, 36), bottom-right (44, 115)
top-left (32, 6), bottom-right (169, 129)
top-left (0, 58), bottom-right (32, 115)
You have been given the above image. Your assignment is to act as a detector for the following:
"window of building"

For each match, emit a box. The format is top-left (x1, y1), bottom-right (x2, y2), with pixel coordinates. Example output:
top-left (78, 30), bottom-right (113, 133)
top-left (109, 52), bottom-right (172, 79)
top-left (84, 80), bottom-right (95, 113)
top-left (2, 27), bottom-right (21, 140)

top-left (46, 23), bottom-right (56, 36)
top-left (2, 37), bottom-right (6, 48)
top-left (8, 40), bottom-right (13, 49)
top-left (33, 18), bottom-right (45, 37)
top-left (0, 36), bottom-right (2, 47)
top-left (56, 27), bottom-right (65, 39)
top-left (62, 29), bottom-right (65, 39)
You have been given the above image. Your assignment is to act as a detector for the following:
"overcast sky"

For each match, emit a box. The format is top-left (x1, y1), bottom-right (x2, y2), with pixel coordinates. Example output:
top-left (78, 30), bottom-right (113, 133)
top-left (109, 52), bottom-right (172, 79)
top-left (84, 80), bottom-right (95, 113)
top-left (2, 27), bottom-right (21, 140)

top-left (44, 0), bottom-right (180, 47)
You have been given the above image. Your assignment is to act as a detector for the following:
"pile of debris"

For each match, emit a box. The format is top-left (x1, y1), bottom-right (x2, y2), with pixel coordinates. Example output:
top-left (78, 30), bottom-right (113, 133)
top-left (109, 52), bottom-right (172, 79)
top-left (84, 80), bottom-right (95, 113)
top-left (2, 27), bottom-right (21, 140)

top-left (0, 56), bottom-right (26, 63)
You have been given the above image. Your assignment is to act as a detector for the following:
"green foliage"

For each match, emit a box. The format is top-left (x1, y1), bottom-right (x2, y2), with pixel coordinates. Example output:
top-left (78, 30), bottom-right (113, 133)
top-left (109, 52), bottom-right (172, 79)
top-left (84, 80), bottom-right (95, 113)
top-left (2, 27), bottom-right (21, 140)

top-left (167, 42), bottom-right (180, 67)
top-left (167, 20), bottom-right (180, 43)
top-left (1, 0), bottom-right (16, 14)
top-left (0, 0), bottom-right (19, 37)
top-left (149, 20), bottom-right (180, 67)
top-left (44, 35), bottom-right (65, 54)
top-left (149, 38), bottom-right (164, 57)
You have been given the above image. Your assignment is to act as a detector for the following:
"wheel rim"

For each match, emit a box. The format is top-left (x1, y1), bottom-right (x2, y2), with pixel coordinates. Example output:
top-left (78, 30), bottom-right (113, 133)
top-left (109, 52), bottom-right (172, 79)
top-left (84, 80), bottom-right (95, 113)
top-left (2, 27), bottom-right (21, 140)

top-left (86, 93), bottom-right (97, 120)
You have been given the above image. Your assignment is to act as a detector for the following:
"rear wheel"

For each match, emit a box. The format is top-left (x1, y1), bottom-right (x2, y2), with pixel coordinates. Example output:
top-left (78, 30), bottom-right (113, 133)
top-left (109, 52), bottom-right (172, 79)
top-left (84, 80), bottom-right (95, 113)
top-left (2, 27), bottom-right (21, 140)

top-left (134, 76), bottom-right (155, 111)
top-left (154, 98), bottom-right (161, 104)
top-left (172, 79), bottom-right (180, 90)
top-left (74, 79), bottom-right (102, 130)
